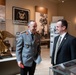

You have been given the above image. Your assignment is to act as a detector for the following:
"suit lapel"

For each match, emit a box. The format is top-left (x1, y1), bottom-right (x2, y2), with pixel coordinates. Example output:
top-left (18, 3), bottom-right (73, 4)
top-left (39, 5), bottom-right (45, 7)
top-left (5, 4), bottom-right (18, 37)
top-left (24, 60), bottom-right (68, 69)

top-left (54, 36), bottom-right (59, 48)
top-left (53, 36), bottom-right (59, 55)
top-left (58, 33), bottom-right (69, 50)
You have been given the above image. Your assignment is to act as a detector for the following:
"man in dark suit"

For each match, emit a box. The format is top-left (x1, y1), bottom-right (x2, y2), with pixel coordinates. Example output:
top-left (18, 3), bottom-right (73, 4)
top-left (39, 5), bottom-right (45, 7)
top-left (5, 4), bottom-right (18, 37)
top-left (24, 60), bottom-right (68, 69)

top-left (51, 19), bottom-right (76, 75)
top-left (16, 20), bottom-right (41, 75)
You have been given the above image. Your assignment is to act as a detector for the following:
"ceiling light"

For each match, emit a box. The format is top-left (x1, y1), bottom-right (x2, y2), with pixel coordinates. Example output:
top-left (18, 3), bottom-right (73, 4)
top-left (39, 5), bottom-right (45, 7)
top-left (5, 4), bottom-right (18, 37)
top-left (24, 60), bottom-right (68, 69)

top-left (62, 0), bottom-right (64, 3)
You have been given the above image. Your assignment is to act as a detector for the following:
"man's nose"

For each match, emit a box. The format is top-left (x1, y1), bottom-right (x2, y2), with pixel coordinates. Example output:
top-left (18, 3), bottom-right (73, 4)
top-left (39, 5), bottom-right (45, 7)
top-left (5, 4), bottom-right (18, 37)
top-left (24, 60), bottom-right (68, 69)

top-left (34, 27), bottom-right (37, 30)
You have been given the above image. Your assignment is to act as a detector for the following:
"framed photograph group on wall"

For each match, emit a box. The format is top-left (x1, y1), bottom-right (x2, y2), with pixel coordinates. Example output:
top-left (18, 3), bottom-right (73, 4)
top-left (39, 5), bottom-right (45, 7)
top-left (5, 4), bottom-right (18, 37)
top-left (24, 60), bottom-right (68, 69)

top-left (12, 6), bottom-right (30, 25)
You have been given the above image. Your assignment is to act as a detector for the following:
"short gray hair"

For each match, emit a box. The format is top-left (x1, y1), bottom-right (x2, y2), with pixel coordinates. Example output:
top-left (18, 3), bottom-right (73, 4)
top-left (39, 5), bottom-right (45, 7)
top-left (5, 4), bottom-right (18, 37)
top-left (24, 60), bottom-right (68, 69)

top-left (28, 20), bottom-right (35, 26)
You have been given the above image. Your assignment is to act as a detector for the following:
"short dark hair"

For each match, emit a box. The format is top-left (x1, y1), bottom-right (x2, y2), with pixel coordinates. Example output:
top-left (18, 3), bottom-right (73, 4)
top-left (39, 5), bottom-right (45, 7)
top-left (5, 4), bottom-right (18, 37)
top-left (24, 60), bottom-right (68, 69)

top-left (58, 19), bottom-right (68, 29)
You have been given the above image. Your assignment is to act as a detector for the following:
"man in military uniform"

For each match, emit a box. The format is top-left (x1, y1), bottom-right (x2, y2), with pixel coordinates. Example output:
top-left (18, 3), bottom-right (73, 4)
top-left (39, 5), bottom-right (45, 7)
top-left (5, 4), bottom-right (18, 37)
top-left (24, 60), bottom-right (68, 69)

top-left (16, 20), bottom-right (41, 75)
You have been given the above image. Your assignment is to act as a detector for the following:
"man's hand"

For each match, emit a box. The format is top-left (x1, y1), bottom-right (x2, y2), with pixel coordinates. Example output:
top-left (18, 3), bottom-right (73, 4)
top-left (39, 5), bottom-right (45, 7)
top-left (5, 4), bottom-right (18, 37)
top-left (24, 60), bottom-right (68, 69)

top-left (18, 62), bottom-right (24, 68)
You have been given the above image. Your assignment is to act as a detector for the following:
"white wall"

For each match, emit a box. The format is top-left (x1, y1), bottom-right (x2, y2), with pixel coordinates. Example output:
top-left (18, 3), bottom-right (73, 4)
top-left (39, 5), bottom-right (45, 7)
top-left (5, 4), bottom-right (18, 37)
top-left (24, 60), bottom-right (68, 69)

top-left (6, 0), bottom-right (57, 33)
top-left (57, 0), bottom-right (76, 36)
top-left (5, 0), bottom-right (57, 47)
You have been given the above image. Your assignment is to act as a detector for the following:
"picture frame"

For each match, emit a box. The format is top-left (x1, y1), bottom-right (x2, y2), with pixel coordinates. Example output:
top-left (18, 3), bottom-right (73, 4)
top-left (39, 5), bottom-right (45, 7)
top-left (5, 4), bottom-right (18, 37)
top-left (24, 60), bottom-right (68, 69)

top-left (12, 6), bottom-right (30, 25)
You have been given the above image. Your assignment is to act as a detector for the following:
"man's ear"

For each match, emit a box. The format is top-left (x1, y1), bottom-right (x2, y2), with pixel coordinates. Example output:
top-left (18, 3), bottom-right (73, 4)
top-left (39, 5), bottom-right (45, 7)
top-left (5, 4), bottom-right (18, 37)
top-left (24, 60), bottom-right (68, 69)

top-left (63, 26), bottom-right (66, 30)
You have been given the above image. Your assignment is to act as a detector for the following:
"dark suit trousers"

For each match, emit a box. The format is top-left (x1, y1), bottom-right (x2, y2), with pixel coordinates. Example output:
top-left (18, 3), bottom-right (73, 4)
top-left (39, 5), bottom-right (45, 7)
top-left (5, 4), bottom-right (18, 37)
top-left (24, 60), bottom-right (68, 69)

top-left (20, 61), bottom-right (36, 75)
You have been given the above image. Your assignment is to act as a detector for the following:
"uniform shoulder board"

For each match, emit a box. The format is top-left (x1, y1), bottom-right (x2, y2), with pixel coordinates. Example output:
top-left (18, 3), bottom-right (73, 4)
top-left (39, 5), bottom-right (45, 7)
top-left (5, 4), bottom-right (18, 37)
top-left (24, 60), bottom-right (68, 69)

top-left (20, 31), bottom-right (28, 35)
top-left (20, 31), bottom-right (26, 34)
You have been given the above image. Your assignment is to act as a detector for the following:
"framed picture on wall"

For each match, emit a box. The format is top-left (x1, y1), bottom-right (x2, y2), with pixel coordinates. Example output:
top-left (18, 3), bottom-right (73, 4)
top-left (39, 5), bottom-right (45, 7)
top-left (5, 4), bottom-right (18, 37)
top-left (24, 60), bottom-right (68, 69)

top-left (12, 6), bottom-right (30, 25)
top-left (35, 6), bottom-right (48, 39)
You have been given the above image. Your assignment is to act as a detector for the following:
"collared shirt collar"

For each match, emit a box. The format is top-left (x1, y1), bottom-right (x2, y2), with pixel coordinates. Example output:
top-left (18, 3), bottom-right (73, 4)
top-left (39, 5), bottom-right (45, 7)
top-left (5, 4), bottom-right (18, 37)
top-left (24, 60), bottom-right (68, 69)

top-left (28, 30), bottom-right (32, 34)
top-left (60, 32), bottom-right (67, 42)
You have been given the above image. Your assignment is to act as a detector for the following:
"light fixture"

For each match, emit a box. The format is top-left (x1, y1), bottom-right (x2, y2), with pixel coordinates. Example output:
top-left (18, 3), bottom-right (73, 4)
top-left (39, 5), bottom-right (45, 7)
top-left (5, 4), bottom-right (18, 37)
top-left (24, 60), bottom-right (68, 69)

top-left (62, 0), bottom-right (64, 3)
top-left (58, 0), bottom-right (67, 3)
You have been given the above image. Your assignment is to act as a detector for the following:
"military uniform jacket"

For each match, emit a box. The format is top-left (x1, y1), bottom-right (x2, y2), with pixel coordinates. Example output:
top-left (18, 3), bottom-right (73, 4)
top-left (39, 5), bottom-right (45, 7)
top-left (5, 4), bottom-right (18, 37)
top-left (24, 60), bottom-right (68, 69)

top-left (16, 30), bottom-right (41, 67)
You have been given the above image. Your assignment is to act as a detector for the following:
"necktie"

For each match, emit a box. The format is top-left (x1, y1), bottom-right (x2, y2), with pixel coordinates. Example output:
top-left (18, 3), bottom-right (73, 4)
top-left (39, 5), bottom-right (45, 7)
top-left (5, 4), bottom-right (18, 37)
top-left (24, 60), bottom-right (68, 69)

top-left (54, 36), bottom-right (62, 64)
top-left (31, 34), bottom-right (34, 40)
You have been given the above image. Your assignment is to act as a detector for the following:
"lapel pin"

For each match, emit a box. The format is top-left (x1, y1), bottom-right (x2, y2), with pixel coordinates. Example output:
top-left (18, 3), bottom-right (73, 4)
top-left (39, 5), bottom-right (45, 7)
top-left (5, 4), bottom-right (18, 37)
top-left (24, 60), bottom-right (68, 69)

top-left (64, 38), bottom-right (66, 40)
